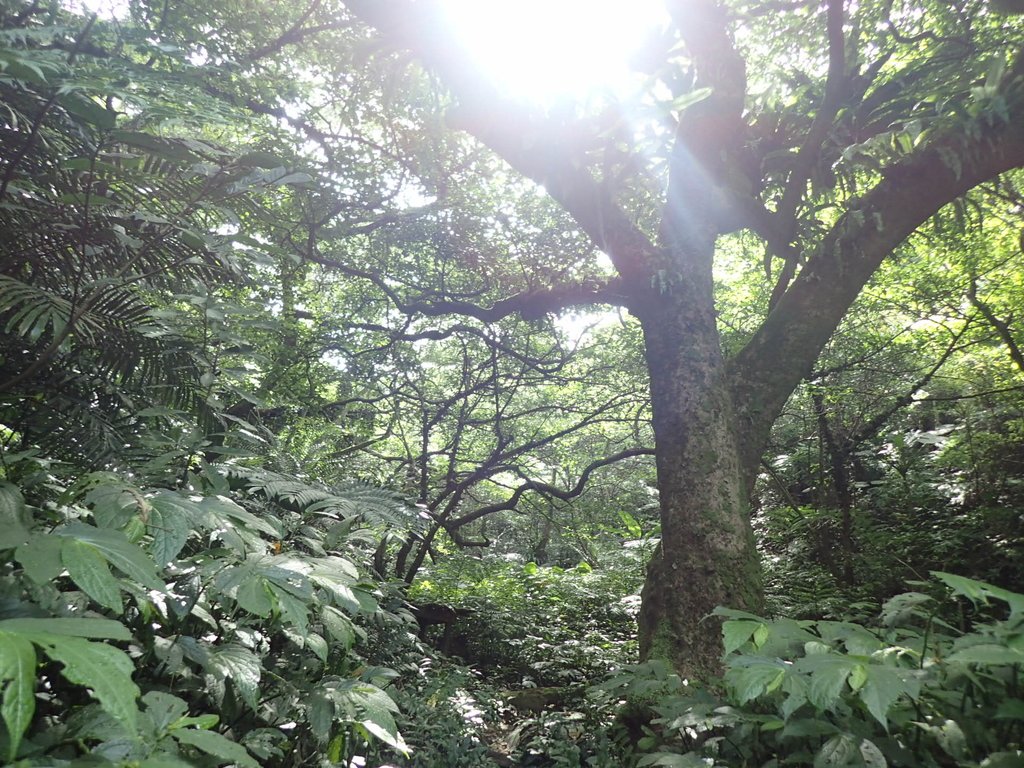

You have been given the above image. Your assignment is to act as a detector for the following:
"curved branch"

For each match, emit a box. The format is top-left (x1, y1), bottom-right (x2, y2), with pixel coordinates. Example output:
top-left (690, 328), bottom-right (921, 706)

top-left (730, 69), bottom-right (1024, 477)
top-left (447, 447), bottom-right (655, 529)
top-left (310, 252), bottom-right (628, 319)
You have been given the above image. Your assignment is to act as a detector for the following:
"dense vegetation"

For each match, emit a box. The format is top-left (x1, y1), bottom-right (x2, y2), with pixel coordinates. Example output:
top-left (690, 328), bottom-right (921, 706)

top-left (1, 0), bottom-right (1023, 765)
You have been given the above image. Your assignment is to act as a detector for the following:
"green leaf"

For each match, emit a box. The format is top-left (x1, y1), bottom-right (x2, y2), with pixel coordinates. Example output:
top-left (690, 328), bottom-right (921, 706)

top-left (726, 657), bottom-right (786, 704)
top-left (173, 727), bottom-right (259, 768)
top-left (53, 523), bottom-right (164, 590)
top-left (16, 534), bottom-right (63, 584)
top-left (148, 491), bottom-right (202, 564)
top-left (33, 634), bottom-right (139, 734)
top-left (58, 91), bottom-right (117, 129)
top-left (0, 525), bottom-right (30, 551)
top-left (268, 583), bottom-right (309, 632)
top-left (0, 482), bottom-right (28, 527)
top-left (814, 732), bottom-right (859, 767)
top-left (205, 644), bottom-right (260, 709)
top-left (722, 620), bottom-right (761, 655)
top-left (62, 538), bottom-right (124, 612)
top-left (321, 606), bottom-right (355, 650)
top-left (307, 692), bottom-right (334, 742)
top-left (199, 496), bottom-right (280, 537)
top-left (235, 578), bottom-right (274, 617)
top-left (947, 644), bottom-right (1024, 665)
top-left (0, 618), bottom-right (130, 640)
top-left (933, 571), bottom-right (1024, 617)
top-left (0, 631), bottom-right (36, 761)
top-left (797, 655), bottom-right (855, 712)
top-left (859, 665), bottom-right (917, 728)
top-left (142, 691), bottom-right (189, 733)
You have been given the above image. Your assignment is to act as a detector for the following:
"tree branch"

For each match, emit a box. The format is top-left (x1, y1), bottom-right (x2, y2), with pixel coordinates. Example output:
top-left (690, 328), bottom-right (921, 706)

top-left (730, 76), bottom-right (1024, 476)
top-left (447, 447), bottom-right (655, 529)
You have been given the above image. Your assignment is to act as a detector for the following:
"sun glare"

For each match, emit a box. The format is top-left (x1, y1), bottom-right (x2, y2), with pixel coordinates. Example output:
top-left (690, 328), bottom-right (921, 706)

top-left (439, 0), bottom-right (667, 102)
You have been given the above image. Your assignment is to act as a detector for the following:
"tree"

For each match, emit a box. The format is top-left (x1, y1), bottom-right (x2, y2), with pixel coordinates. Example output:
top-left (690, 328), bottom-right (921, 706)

top-left (341, 0), bottom-right (1024, 679)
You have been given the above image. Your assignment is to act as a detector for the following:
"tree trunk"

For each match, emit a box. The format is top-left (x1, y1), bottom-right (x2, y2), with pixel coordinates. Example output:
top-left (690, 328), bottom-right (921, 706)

top-left (634, 257), bottom-right (763, 681)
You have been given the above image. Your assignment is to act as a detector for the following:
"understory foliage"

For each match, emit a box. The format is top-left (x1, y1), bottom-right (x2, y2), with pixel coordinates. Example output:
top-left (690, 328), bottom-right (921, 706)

top-left (602, 573), bottom-right (1024, 768)
top-left (0, 452), bottom-right (424, 766)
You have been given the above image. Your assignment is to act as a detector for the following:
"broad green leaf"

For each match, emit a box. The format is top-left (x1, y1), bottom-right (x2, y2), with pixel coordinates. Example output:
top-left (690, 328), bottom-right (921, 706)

top-left (321, 606), bottom-right (355, 650)
top-left (205, 644), bottom-right (260, 709)
top-left (16, 534), bottom-right (64, 584)
top-left (268, 583), bottom-right (309, 633)
top-left (146, 499), bottom-right (192, 565)
top-left (637, 754), bottom-right (710, 767)
top-left (53, 523), bottom-right (164, 590)
top-left (142, 691), bottom-right (189, 733)
top-left (859, 665), bottom-right (917, 728)
top-left (995, 699), bottom-right (1024, 720)
top-left (360, 715), bottom-right (408, 755)
top-left (726, 657), bottom-right (787, 704)
top-left (947, 644), bottom-right (1024, 665)
top-left (33, 634), bottom-right (139, 733)
top-left (859, 738), bottom-right (887, 768)
top-left (138, 756), bottom-right (197, 768)
top-left (814, 732), bottom-right (859, 767)
top-left (305, 632), bottom-right (328, 662)
top-left (173, 727), bottom-right (259, 768)
top-left (0, 525), bottom-right (30, 551)
top-left (62, 539), bottom-right (123, 612)
top-left (199, 496), bottom-right (280, 537)
top-left (307, 692), bottom-right (334, 742)
top-left (0, 631), bottom-right (36, 761)
top-left (935, 719), bottom-right (967, 760)
top-left (0, 482), bottom-right (28, 527)
top-left (172, 714), bottom-right (220, 730)
top-left (86, 480), bottom-right (138, 529)
top-left (797, 655), bottom-right (856, 712)
top-left (0, 618), bottom-right (130, 640)
top-left (234, 578), bottom-right (274, 617)
top-left (933, 571), bottom-right (1024, 617)
top-left (722, 620), bottom-right (761, 655)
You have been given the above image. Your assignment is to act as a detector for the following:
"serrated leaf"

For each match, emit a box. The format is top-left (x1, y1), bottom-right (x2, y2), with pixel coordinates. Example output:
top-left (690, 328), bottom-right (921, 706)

top-left (798, 655), bottom-right (855, 712)
top-left (859, 665), bottom-right (917, 728)
top-left (308, 692), bottom-right (334, 742)
top-left (0, 631), bottom-right (36, 761)
top-left (726, 657), bottom-right (786, 704)
top-left (205, 644), bottom-right (260, 709)
top-left (173, 727), bottom-right (259, 768)
top-left (234, 578), bottom-right (274, 617)
top-left (33, 634), bottom-right (139, 733)
top-left (62, 539), bottom-right (123, 612)
top-left (815, 732), bottom-right (859, 767)
top-left (268, 583), bottom-right (309, 633)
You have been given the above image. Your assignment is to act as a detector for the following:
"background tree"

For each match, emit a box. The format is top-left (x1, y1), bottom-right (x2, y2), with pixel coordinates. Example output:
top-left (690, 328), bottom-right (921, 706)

top-left (341, 0), bottom-right (1024, 678)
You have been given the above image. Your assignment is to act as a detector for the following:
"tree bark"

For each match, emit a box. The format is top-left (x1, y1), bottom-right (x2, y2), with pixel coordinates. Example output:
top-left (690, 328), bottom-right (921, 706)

top-left (635, 277), bottom-right (763, 678)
